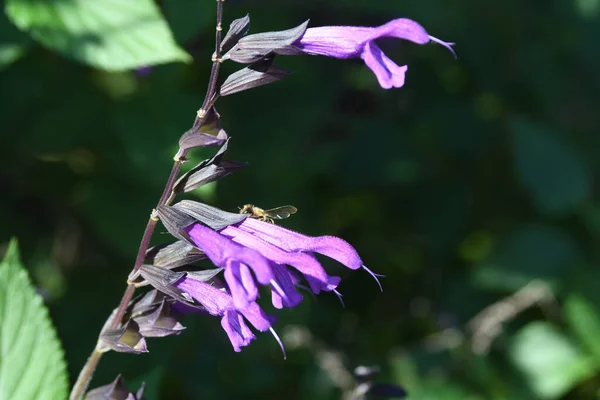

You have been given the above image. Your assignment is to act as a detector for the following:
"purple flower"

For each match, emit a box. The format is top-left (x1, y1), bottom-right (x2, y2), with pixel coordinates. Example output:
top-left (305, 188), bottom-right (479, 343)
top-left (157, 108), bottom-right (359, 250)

top-left (294, 18), bottom-right (455, 89)
top-left (174, 274), bottom-right (276, 352)
top-left (184, 223), bottom-right (278, 310)
top-left (184, 220), bottom-right (381, 313)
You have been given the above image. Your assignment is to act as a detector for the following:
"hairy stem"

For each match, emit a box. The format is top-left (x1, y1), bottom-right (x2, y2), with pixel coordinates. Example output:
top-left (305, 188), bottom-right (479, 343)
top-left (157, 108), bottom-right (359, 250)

top-left (69, 2), bottom-right (226, 399)
top-left (69, 349), bottom-right (104, 400)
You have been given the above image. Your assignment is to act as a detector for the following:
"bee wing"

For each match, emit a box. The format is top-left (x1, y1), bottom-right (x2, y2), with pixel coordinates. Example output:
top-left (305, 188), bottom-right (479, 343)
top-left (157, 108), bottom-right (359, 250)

top-left (265, 205), bottom-right (297, 219)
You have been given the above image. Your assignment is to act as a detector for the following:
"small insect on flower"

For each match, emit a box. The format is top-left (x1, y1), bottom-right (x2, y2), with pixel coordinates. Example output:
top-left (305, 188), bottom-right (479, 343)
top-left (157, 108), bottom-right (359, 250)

top-left (239, 204), bottom-right (297, 224)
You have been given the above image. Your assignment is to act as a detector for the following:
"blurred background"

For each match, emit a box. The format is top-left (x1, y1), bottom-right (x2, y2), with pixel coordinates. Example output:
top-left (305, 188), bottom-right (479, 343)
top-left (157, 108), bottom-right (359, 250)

top-left (2, 0), bottom-right (600, 398)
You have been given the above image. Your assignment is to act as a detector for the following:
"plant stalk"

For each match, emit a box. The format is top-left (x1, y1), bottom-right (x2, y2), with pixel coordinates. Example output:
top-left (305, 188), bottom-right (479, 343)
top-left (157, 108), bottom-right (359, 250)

top-left (69, 349), bottom-right (104, 400)
top-left (68, 1), bottom-right (226, 398)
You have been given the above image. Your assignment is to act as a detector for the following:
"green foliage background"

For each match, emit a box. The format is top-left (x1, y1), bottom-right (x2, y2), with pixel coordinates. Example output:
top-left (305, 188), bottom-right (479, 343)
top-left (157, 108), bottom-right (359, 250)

top-left (1, 0), bottom-right (600, 398)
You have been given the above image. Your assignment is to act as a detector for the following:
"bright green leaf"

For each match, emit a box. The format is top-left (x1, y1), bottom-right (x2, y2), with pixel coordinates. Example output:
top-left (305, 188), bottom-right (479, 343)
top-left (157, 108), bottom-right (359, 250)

top-left (510, 322), bottom-right (595, 399)
top-left (565, 294), bottom-right (600, 362)
top-left (512, 117), bottom-right (591, 215)
top-left (0, 239), bottom-right (68, 400)
top-left (5, 0), bottom-right (191, 71)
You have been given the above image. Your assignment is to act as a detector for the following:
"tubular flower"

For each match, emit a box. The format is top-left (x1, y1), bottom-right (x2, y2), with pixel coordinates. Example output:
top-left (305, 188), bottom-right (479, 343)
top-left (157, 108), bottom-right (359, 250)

top-left (294, 18), bottom-right (455, 89)
top-left (225, 218), bottom-right (382, 289)
top-left (183, 223), bottom-right (275, 310)
top-left (174, 274), bottom-right (275, 352)
top-left (184, 220), bottom-right (381, 312)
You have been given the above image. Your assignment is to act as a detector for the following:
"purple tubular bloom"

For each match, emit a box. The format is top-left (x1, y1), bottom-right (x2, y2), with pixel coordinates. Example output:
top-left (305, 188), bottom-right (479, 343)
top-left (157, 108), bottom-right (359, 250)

top-left (227, 218), bottom-right (363, 269)
top-left (175, 275), bottom-right (274, 352)
top-left (294, 18), bottom-right (456, 89)
top-left (220, 218), bottom-right (381, 292)
top-left (270, 263), bottom-right (303, 309)
top-left (181, 220), bottom-right (379, 352)
top-left (185, 218), bottom-right (379, 314)
top-left (184, 223), bottom-right (275, 309)
top-left (219, 224), bottom-right (336, 294)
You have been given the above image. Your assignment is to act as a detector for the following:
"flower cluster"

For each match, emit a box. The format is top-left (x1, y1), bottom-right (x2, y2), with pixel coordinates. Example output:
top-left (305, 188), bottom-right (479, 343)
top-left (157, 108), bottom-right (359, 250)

top-left (142, 210), bottom-right (380, 353)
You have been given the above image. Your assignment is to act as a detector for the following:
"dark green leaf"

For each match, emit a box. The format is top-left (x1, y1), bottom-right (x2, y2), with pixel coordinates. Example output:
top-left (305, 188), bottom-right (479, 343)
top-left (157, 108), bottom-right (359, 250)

top-left (512, 117), bottom-right (591, 215)
top-left (0, 9), bottom-right (31, 70)
top-left (565, 294), bottom-right (600, 362)
top-left (473, 224), bottom-right (583, 292)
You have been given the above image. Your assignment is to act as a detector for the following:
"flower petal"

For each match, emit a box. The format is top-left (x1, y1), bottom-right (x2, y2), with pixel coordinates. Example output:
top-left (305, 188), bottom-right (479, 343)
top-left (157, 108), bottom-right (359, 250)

top-left (370, 18), bottom-right (430, 44)
top-left (175, 276), bottom-right (232, 316)
top-left (224, 261), bottom-right (257, 309)
top-left (221, 309), bottom-right (256, 352)
top-left (270, 263), bottom-right (303, 309)
top-left (186, 223), bottom-right (275, 285)
top-left (221, 225), bottom-right (333, 293)
top-left (361, 41), bottom-right (407, 89)
top-left (235, 219), bottom-right (364, 270)
top-left (297, 26), bottom-right (371, 58)
top-left (239, 301), bottom-right (276, 332)
top-left (175, 275), bottom-right (274, 352)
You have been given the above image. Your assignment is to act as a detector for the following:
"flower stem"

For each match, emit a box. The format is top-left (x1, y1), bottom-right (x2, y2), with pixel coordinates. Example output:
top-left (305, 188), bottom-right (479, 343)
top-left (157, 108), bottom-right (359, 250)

top-left (69, 348), bottom-right (104, 400)
top-left (68, 2), bottom-right (226, 399)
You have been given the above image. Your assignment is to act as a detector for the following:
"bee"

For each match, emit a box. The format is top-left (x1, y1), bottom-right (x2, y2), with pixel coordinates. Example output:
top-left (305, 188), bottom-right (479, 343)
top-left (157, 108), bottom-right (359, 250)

top-left (239, 204), bottom-right (297, 223)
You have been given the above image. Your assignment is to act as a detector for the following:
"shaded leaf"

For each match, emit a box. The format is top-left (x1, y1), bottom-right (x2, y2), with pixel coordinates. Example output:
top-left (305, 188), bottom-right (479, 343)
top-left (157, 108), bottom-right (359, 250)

top-left (224, 20), bottom-right (308, 63)
top-left (178, 108), bottom-right (227, 153)
top-left (155, 205), bottom-right (196, 242)
top-left (163, 0), bottom-right (214, 44)
top-left (86, 374), bottom-right (146, 400)
top-left (220, 56), bottom-right (291, 96)
top-left (149, 240), bottom-right (206, 269)
top-left (0, 9), bottom-right (31, 70)
top-left (85, 375), bottom-right (131, 400)
top-left (0, 239), bottom-right (68, 400)
top-left (174, 139), bottom-right (245, 194)
top-left (565, 294), bottom-right (600, 362)
top-left (221, 14), bottom-right (250, 53)
top-left (186, 268), bottom-right (223, 283)
top-left (133, 298), bottom-right (185, 338)
top-left (99, 319), bottom-right (148, 354)
top-left (173, 200), bottom-right (247, 230)
top-left (5, 0), bottom-right (191, 70)
top-left (512, 117), bottom-right (591, 215)
top-left (138, 264), bottom-right (197, 306)
top-left (473, 224), bottom-right (583, 292)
